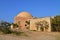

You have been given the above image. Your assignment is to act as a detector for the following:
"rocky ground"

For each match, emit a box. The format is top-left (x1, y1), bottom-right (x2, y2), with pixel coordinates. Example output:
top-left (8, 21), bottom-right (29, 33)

top-left (0, 31), bottom-right (60, 40)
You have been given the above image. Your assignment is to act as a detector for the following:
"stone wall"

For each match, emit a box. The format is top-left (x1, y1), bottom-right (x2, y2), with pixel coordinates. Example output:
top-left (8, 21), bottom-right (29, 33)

top-left (30, 17), bottom-right (52, 32)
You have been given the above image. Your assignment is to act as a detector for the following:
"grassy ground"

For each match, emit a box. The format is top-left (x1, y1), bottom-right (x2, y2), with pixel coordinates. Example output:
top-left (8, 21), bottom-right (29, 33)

top-left (0, 31), bottom-right (60, 40)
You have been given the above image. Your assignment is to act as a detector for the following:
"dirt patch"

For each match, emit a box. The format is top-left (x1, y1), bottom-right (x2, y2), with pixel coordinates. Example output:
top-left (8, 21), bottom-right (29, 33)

top-left (0, 32), bottom-right (60, 40)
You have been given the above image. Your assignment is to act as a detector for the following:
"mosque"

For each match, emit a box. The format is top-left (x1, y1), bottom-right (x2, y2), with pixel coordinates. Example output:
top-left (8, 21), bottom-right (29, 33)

top-left (14, 11), bottom-right (53, 32)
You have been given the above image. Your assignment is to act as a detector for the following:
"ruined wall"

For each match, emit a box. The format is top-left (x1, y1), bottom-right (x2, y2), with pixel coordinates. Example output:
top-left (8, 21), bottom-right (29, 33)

top-left (14, 16), bottom-right (32, 31)
top-left (30, 17), bottom-right (52, 32)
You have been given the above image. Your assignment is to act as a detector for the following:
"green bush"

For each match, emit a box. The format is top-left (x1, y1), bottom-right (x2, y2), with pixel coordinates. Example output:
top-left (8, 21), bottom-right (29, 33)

top-left (1, 28), bottom-right (12, 34)
top-left (0, 28), bottom-right (27, 36)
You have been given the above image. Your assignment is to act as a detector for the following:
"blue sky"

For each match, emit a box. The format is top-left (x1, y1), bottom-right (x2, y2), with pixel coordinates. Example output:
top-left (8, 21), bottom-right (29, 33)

top-left (0, 0), bottom-right (60, 23)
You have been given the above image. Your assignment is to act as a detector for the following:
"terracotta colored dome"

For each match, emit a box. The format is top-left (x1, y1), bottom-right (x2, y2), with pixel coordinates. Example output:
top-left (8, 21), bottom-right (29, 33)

top-left (17, 12), bottom-right (32, 18)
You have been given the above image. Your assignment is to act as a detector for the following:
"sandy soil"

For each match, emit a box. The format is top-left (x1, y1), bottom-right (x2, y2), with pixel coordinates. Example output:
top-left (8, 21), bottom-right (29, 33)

top-left (0, 31), bottom-right (60, 40)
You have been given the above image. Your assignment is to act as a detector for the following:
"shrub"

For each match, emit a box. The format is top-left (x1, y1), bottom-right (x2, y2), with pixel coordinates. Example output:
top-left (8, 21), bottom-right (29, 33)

top-left (12, 31), bottom-right (27, 36)
top-left (1, 28), bottom-right (12, 34)
top-left (33, 30), bottom-right (36, 31)
top-left (12, 31), bottom-right (21, 35)
top-left (0, 28), bottom-right (27, 36)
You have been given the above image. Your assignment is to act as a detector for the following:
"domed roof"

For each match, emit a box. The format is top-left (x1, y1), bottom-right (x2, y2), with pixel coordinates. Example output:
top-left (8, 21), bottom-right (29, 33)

top-left (17, 12), bottom-right (33, 18)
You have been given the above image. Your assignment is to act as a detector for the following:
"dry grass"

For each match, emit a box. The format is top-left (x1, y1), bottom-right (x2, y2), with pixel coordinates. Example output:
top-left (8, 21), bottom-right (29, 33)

top-left (0, 31), bottom-right (60, 40)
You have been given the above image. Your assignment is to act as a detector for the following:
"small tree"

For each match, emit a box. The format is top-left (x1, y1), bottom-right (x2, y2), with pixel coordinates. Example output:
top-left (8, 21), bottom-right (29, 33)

top-left (0, 21), bottom-right (11, 29)
top-left (51, 15), bottom-right (60, 32)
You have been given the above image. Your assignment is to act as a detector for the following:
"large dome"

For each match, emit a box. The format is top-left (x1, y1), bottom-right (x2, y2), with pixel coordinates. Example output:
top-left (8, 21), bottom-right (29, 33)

top-left (17, 12), bottom-right (33, 18)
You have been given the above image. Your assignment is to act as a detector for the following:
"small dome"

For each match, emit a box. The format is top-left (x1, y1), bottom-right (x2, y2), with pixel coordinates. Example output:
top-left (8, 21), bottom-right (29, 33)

top-left (17, 12), bottom-right (33, 18)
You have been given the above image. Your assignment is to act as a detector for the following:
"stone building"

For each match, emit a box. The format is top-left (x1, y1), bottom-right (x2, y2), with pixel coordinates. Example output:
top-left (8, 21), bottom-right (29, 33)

top-left (14, 11), bottom-right (52, 32)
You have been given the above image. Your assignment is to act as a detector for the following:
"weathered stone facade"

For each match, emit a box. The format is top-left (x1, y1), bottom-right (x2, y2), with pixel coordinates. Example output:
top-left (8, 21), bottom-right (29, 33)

top-left (14, 12), bottom-right (33, 31)
top-left (30, 17), bottom-right (52, 32)
top-left (14, 11), bottom-right (52, 32)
